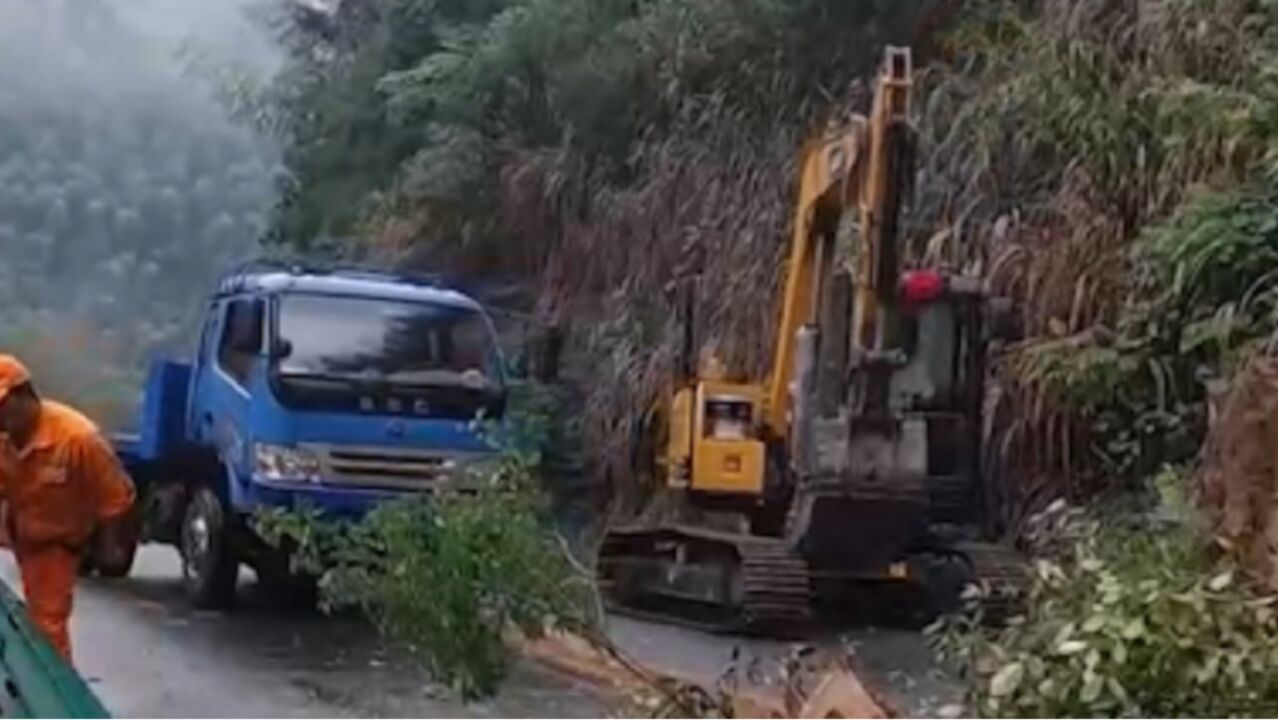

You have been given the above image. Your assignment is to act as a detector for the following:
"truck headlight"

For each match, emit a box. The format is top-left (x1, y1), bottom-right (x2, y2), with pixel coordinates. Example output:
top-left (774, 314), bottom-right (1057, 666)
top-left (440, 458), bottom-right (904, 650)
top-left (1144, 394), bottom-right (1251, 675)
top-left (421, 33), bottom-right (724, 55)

top-left (255, 443), bottom-right (322, 483)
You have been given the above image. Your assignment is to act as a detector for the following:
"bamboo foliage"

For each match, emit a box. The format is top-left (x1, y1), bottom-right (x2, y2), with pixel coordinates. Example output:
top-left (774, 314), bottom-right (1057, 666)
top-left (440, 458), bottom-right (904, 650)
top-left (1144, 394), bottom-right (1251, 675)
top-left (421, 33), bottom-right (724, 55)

top-left (264, 0), bottom-right (1278, 530)
top-left (911, 0), bottom-right (1278, 527)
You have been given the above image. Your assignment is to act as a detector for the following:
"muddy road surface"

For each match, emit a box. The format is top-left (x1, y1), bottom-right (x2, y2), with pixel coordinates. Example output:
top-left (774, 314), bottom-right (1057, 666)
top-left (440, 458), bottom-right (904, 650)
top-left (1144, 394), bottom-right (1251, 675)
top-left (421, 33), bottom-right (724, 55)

top-left (0, 547), bottom-right (609, 718)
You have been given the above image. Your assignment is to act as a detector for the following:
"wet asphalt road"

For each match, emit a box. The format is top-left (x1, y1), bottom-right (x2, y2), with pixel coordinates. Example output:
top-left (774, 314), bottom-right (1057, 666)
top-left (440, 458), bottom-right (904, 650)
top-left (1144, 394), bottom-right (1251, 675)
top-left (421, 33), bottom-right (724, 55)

top-left (607, 614), bottom-right (961, 717)
top-left (0, 546), bottom-right (960, 718)
top-left (0, 547), bottom-right (610, 718)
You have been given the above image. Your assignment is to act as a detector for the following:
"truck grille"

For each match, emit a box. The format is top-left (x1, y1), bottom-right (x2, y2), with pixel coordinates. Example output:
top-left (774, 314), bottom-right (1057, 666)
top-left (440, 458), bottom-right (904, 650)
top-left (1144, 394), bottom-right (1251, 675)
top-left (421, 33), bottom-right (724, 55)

top-left (307, 444), bottom-right (474, 492)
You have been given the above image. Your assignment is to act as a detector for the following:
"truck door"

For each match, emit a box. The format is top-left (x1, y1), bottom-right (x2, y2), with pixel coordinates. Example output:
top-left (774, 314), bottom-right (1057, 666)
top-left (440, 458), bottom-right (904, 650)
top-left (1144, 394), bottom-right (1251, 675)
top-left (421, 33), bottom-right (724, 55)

top-left (192, 297), bottom-right (264, 501)
top-left (188, 302), bottom-right (220, 444)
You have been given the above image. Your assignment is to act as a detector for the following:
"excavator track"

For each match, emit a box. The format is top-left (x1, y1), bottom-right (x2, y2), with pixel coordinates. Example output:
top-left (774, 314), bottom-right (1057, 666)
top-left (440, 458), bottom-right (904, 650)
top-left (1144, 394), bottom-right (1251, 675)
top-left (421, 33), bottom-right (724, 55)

top-left (738, 541), bottom-right (813, 632)
top-left (598, 525), bottom-right (813, 636)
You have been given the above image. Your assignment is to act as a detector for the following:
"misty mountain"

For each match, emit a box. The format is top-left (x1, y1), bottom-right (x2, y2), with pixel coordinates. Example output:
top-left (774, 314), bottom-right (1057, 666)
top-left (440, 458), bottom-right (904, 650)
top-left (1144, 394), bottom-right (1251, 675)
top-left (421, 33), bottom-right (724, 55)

top-left (0, 1), bottom-right (279, 338)
top-left (0, 0), bottom-right (281, 424)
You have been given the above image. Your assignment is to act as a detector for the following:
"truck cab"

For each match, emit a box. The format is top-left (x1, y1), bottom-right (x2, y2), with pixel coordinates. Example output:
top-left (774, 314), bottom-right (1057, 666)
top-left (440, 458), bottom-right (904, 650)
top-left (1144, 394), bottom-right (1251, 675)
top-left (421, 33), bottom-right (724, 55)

top-left (114, 265), bottom-right (508, 607)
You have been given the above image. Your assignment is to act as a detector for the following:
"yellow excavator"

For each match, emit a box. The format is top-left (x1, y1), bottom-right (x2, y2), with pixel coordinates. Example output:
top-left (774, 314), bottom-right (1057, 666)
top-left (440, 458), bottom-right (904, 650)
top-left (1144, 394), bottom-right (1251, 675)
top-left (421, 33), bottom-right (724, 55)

top-left (598, 46), bottom-right (1019, 632)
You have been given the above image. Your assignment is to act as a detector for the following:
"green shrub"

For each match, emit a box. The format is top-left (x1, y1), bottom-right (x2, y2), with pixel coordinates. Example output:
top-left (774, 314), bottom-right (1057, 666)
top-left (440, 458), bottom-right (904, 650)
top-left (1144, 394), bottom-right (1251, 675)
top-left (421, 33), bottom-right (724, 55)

top-left (931, 498), bottom-right (1278, 717)
top-left (255, 446), bottom-right (598, 700)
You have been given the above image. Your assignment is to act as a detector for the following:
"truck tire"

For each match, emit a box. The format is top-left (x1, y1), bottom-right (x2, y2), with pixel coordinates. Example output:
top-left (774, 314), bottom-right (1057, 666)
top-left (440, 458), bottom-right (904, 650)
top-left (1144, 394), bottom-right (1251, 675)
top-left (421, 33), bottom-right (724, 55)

top-left (180, 487), bottom-right (238, 609)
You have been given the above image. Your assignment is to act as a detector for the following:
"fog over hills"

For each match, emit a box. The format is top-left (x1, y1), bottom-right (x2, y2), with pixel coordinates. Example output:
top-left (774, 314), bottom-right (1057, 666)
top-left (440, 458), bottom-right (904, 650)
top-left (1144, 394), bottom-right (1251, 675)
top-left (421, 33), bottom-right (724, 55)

top-left (0, 0), bottom-right (282, 424)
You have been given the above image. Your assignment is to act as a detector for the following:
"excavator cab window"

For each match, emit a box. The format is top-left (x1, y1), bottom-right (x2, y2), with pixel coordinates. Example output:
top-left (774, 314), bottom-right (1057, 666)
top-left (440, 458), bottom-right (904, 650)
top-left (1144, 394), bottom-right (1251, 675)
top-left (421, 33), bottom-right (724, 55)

top-left (704, 396), bottom-right (752, 440)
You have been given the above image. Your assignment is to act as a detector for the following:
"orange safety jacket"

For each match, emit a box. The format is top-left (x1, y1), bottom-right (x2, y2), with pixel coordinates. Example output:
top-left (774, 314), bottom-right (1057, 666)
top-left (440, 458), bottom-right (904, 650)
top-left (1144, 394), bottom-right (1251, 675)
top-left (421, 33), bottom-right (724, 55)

top-left (0, 401), bottom-right (136, 551)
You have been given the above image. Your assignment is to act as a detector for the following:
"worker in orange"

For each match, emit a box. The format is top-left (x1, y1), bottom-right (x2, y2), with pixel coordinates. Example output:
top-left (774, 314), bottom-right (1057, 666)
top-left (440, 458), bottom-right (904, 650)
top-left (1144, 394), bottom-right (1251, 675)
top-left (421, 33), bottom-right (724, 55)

top-left (0, 355), bottom-right (136, 663)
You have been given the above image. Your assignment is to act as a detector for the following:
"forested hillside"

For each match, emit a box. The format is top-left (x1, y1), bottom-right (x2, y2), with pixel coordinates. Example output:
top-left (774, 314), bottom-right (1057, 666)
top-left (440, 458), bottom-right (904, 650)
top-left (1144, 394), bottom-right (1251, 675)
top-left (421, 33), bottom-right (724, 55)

top-left (256, 2), bottom-right (1278, 712)
top-left (256, 0), bottom-right (968, 510)
top-left (3, 1), bottom-right (1275, 711)
top-left (256, 0), bottom-right (1278, 513)
top-left (0, 0), bottom-right (278, 424)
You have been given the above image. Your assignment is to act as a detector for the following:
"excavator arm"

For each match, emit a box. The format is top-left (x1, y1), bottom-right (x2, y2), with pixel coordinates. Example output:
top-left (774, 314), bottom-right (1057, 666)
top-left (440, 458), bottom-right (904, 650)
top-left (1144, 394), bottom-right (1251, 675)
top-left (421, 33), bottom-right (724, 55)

top-left (764, 46), bottom-right (915, 438)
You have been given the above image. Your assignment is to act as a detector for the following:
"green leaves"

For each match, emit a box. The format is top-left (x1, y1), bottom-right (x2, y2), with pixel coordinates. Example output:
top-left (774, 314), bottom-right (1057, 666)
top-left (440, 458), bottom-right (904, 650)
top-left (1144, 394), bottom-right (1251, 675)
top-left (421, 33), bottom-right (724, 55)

top-left (254, 404), bottom-right (596, 701)
top-left (257, 473), bottom-right (595, 699)
top-left (932, 507), bottom-right (1278, 717)
top-left (989, 662), bottom-right (1024, 697)
top-left (1145, 188), bottom-right (1278, 323)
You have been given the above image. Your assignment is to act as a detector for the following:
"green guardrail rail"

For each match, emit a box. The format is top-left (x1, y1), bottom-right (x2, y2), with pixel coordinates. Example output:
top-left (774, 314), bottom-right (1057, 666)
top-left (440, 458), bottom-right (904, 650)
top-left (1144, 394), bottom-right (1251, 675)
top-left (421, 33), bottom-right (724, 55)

top-left (0, 581), bottom-right (108, 718)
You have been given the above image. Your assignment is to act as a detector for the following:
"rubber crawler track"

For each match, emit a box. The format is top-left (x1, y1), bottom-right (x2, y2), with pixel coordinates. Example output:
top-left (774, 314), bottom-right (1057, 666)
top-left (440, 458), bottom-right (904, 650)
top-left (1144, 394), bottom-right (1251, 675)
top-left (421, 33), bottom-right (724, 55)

top-left (598, 528), bottom-right (813, 636)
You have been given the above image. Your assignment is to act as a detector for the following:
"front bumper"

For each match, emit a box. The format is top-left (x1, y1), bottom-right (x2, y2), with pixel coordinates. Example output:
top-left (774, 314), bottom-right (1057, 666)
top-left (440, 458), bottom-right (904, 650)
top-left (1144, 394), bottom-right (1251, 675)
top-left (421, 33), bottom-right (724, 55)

top-left (244, 467), bottom-right (489, 519)
top-left (245, 479), bottom-right (406, 519)
top-left (244, 442), bottom-right (493, 518)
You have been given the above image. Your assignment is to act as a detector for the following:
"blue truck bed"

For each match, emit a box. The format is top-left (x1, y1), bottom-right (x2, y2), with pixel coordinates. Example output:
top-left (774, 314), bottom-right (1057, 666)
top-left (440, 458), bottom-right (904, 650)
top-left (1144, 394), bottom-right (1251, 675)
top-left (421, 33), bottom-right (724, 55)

top-left (111, 360), bottom-right (190, 468)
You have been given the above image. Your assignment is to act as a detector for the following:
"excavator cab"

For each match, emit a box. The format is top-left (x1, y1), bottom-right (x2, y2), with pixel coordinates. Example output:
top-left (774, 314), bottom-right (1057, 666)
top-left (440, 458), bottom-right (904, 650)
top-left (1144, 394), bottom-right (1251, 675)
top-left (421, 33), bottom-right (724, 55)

top-left (662, 276), bottom-right (773, 501)
top-left (665, 381), bottom-right (767, 496)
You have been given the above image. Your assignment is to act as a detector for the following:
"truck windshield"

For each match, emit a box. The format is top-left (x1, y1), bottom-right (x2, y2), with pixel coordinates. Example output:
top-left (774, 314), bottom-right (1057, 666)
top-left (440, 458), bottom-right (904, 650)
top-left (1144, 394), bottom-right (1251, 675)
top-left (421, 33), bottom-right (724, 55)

top-left (275, 294), bottom-right (501, 391)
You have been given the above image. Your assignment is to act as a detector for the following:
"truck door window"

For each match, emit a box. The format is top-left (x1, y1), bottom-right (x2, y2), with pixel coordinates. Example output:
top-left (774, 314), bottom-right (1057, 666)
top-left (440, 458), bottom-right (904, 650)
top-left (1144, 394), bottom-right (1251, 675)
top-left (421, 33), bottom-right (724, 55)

top-left (218, 298), bottom-right (263, 387)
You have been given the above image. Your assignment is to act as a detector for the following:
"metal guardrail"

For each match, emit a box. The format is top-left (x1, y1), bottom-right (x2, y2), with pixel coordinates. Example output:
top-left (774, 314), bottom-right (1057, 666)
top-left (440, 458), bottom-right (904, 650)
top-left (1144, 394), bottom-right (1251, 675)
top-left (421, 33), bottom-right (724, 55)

top-left (0, 581), bottom-right (109, 718)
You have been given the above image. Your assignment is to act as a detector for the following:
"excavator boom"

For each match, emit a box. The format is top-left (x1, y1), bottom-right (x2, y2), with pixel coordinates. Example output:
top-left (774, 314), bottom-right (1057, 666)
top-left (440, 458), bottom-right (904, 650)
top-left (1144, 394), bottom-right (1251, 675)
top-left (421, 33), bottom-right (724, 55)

top-left (765, 46), bottom-right (914, 439)
top-left (764, 126), bottom-right (865, 436)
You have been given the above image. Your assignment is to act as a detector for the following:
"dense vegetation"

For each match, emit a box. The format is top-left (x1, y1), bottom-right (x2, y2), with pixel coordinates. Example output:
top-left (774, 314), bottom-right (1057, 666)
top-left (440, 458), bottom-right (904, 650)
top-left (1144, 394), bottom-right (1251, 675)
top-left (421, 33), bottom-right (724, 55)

top-left (8, 0), bottom-right (1276, 713)
top-left (926, 2), bottom-right (1278, 715)
top-left (252, 0), bottom-right (964, 516)
top-left (927, 0), bottom-right (1278, 522)
top-left (254, 0), bottom-right (1278, 713)
top-left (254, 400), bottom-right (600, 700)
top-left (934, 494), bottom-right (1278, 717)
top-left (257, 0), bottom-right (954, 256)
top-left (256, 0), bottom-right (1278, 510)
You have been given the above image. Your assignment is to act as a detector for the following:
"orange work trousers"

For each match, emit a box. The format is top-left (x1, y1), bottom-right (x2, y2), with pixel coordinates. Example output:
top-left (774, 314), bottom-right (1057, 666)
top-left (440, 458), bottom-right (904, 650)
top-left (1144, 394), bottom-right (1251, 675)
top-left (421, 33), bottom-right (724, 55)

top-left (14, 545), bottom-right (78, 662)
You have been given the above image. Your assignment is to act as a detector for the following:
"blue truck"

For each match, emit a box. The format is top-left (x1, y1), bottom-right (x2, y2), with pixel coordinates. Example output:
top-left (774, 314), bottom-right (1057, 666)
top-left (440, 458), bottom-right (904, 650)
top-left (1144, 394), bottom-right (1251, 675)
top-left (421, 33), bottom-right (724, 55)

top-left (102, 262), bottom-right (511, 608)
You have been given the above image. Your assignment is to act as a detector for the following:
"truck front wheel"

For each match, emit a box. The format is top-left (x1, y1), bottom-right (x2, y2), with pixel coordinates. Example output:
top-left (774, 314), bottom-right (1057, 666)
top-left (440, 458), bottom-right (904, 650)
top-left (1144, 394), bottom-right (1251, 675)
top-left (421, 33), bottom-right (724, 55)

top-left (180, 487), bottom-right (238, 609)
